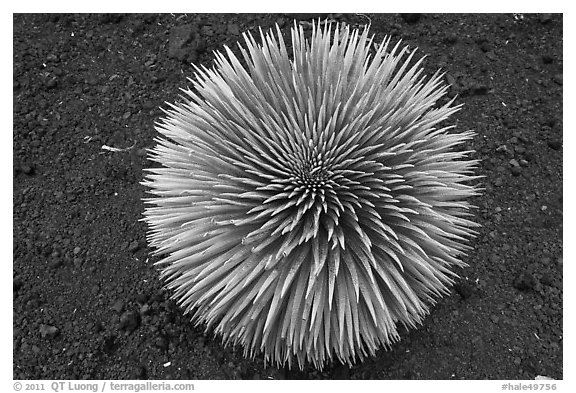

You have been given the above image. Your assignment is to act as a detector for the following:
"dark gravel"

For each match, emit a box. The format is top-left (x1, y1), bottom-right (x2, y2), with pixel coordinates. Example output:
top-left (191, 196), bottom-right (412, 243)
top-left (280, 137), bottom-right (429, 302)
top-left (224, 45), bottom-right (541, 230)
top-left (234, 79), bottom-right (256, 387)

top-left (13, 13), bottom-right (562, 380)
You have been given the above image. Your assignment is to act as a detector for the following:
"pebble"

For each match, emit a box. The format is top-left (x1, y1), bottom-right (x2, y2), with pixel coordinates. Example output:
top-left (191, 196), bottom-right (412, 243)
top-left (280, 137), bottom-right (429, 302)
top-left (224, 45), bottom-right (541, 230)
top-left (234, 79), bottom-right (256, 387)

top-left (128, 241), bottom-right (140, 253)
top-left (509, 159), bottom-right (520, 167)
top-left (140, 304), bottom-right (151, 315)
top-left (511, 166), bottom-right (522, 176)
top-left (39, 324), bottom-right (59, 339)
top-left (49, 258), bottom-right (63, 269)
top-left (46, 53), bottom-right (59, 62)
top-left (154, 336), bottom-right (168, 351)
top-left (46, 77), bottom-right (58, 89)
top-left (111, 299), bottom-right (124, 313)
top-left (552, 74), bottom-right (562, 85)
top-left (86, 75), bottom-right (99, 86)
top-left (119, 311), bottom-right (140, 332)
top-left (21, 164), bottom-right (35, 175)
top-left (73, 247), bottom-right (81, 255)
top-left (514, 146), bottom-right (526, 154)
top-left (486, 51), bottom-right (497, 61)
top-left (490, 315), bottom-right (500, 324)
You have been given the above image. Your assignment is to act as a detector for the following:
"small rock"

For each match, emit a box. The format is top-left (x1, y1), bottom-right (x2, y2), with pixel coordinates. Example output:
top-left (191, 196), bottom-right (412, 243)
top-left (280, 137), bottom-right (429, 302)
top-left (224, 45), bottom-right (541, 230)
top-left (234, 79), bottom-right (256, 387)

top-left (46, 77), bottom-right (58, 89)
top-left (490, 315), bottom-right (500, 324)
top-left (514, 146), bottom-right (526, 154)
top-left (485, 51), bottom-right (497, 61)
top-left (49, 258), bottom-right (63, 269)
top-left (496, 145), bottom-right (509, 154)
top-left (119, 311), bottom-right (140, 332)
top-left (142, 101), bottom-right (155, 110)
top-left (46, 53), bottom-right (59, 63)
top-left (509, 159), bottom-right (520, 167)
top-left (73, 247), bottom-right (81, 255)
top-left (552, 74), bottom-right (562, 85)
top-left (445, 73), bottom-right (457, 87)
top-left (86, 74), bottom-right (99, 86)
top-left (39, 324), bottom-right (59, 339)
top-left (111, 299), bottom-right (124, 313)
top-left (140, 304), bottom-right (151, 315)
top-left (494, 177), bottom-right (503, 187)
top-left (154, 336), bottom-right (168, 351)
top-left (21, 164), bottom-right (35, 175)
top-left (128, 241), bottom-right (140, 253)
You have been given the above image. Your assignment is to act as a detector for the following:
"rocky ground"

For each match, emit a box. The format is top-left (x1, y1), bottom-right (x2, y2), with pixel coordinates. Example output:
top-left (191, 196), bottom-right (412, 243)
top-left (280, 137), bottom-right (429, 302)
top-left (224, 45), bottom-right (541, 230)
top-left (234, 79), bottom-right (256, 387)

top-left (13, 13), bottom-right (562, 379)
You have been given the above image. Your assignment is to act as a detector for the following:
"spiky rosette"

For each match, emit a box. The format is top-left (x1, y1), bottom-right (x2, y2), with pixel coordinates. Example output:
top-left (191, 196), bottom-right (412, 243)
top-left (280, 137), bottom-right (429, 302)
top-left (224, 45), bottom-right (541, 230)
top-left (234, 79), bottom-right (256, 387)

top-left (142, 21), bottom-right (481, 370)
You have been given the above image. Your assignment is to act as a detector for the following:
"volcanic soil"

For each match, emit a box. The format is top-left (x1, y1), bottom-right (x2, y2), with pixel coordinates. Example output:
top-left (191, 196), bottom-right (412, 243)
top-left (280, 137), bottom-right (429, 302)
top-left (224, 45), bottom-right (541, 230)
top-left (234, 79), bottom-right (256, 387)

top-left (13, 13), bottom-right (563, 380)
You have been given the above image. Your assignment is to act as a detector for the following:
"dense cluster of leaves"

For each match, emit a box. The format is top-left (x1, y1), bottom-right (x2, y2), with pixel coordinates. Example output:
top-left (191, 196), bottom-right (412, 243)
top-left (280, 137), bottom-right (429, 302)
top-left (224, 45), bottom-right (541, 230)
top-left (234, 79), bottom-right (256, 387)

top-left (143, 21), bottom-right (480, 369)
